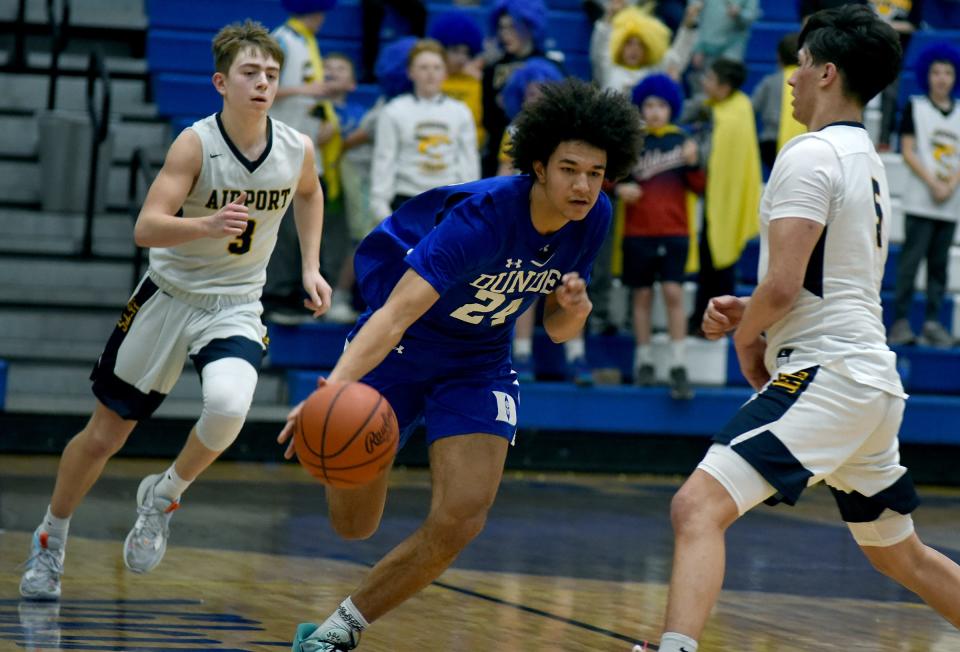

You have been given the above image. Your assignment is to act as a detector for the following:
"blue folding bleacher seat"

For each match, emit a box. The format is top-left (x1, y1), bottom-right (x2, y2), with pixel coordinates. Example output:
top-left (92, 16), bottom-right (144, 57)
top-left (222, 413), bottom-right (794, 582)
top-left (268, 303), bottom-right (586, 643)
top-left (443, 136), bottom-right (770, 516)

top-left (745, 21), bottom-right (798, 66)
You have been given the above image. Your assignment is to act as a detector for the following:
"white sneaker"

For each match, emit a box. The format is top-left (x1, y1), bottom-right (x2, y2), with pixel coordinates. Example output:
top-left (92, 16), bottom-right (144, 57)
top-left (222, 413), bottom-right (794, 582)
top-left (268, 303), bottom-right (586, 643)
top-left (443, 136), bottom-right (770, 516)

top-left (19, 528), bottom-right (65, 600)
top-left (123, 473), bottom-right (180, 573)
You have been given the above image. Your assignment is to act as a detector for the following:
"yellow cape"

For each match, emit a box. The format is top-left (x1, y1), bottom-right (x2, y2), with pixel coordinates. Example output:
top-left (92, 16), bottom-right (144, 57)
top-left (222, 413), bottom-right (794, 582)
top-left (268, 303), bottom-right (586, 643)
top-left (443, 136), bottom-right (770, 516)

top-left (700, 90), bottom-right (761, 271)
top-left (777, 65), bottom-right (807, 151)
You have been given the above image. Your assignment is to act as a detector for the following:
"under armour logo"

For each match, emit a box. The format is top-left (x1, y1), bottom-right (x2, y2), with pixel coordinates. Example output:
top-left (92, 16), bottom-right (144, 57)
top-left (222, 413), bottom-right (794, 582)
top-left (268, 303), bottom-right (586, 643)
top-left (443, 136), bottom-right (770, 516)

top-left (505, 258), bottom-right (522, 268)
top-left (394, 345), bottom-right (404, 355)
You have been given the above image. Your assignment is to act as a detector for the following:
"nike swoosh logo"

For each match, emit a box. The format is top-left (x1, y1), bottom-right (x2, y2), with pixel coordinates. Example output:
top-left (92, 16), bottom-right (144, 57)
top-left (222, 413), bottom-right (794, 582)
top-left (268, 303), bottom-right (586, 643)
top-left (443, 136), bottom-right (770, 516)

top-left (209, 153), bottom-right (222, 158)
top-left (531, 253), bottom-right (555, 267)
top-left (680, 647), bottom-right (691, 652)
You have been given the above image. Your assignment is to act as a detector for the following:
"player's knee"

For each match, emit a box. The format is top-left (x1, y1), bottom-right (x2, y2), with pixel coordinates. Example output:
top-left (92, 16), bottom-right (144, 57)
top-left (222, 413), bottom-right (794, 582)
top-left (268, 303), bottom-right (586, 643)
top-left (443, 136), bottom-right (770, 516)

top-left (854, 513), bottom-right (919, 579)
top-left (75, 425), bottom-right (128, 459)
top-left (670, 483), bottom-right (717, 535)
top-left (328, 504), bottom-right (382, 540)
top-left (196, 358), bottom-right (257, 451)
top-left (430, 495), bottom-right (493, 545)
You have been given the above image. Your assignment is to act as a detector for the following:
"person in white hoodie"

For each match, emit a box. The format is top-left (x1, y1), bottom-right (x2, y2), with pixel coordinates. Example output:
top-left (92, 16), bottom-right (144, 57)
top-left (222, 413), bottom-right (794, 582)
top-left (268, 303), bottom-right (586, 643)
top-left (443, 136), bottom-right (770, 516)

top-left (369, 39), bottom-right (479, 220)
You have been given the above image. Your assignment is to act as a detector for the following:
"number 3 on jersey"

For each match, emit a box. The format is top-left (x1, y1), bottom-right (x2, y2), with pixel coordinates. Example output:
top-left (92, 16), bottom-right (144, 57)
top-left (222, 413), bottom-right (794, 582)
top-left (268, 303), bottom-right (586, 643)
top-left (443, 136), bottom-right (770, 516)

top-left (451, 289), bottom-right (524, 326)
top-left (228, 218), bottom-right (257, 255)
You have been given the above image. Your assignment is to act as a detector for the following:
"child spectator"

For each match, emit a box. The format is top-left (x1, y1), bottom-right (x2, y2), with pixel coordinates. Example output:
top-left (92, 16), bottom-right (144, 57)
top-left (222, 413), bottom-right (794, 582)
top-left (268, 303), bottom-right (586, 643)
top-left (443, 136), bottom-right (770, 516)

top-left (620, 73), bottom-right (705, 398)
top-left (315, 54), bottom-right (377, 323)
top-left (590, 2), bottom-right (701, 95)
top-left (889, 43), bottom-right (960, 348)
top-left (682, 58), bottom-right (761, 335)
top-left (370, 39), bottom-right (479, 220)
top-left (265, 0), bottom-right (342, 324)
top-left (429, 10), bottom-right (486, 148)
top-left (751, 33), bottom-right (806, 171)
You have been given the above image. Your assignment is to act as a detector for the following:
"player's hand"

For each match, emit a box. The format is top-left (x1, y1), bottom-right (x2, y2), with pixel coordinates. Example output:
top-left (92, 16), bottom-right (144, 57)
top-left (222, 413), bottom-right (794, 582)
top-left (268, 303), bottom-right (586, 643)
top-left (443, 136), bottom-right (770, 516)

top-left (206, 191), bottom-right (248, 238)
top-left (684, 0), bottom-right (703, 27)
top-left (930, 179), bottom-right (952, 204)
top-left (605, 0), bottom-right (627, 20)
top-left (734, 334), bottom-right (770, 391)
top-left (616, 182), bottom-right (643, 204)
top-left (278, 377), bottom-right (328, 459)
top-left (702, 295), bottom-right (746, 340)
top-left (301, 81), bottom-right (329, 97)
top-left (316, 120), bottom-right (337, 147)
top-left (555, 272), bottom-right (592, 316)
top-left (302, 269), bottom-right (333, 318)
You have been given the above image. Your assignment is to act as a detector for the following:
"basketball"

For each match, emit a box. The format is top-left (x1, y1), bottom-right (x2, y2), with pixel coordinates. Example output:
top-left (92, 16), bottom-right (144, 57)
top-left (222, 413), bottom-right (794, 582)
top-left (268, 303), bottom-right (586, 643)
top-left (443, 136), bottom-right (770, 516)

top-left (293, 381), bottom-right (399, 488)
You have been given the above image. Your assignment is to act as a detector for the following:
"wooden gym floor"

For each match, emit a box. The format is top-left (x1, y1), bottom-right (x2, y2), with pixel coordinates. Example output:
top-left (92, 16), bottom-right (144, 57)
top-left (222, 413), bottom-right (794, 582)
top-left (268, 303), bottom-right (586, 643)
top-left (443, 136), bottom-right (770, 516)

top-left (1, 454), bottom-right (958, 651)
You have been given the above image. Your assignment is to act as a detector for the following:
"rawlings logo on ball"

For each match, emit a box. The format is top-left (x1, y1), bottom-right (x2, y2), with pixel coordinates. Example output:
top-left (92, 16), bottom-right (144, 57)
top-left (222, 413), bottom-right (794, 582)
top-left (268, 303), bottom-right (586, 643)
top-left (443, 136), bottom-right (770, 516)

top-left (364, 411), bottom-right (393, 454)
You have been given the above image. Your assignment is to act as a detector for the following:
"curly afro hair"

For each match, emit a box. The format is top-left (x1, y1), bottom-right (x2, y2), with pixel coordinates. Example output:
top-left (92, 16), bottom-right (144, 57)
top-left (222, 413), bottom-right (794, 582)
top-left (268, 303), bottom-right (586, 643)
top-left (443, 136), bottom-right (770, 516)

top-left (508, 78), bottom-right (642, 181)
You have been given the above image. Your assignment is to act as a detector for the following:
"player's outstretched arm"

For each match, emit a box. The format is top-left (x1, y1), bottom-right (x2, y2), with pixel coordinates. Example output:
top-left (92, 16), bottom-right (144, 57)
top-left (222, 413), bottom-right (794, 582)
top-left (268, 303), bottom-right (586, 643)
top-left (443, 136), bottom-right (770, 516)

top-left (292, 135), bottom-right (332, 317)
top-left (134, 129), bottom-right (247, 248)
top-left (543, 272), bottom-right (593, 343)
top-left (329, 269), bottom-right (440, 383)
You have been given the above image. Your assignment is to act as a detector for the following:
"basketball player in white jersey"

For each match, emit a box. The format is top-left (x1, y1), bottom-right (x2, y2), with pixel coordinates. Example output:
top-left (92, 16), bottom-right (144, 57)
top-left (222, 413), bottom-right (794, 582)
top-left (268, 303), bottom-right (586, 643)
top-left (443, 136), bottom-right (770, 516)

top-left (636, 7), bottom-right (960, 651)
top-left (19, 20), bottom-right (331, 600)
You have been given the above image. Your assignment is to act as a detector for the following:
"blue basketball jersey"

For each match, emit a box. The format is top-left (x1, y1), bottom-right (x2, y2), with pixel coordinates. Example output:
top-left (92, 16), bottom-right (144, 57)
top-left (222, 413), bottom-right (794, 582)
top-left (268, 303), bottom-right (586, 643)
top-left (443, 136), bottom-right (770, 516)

top-left (352, 175), bottom-right (611, 366)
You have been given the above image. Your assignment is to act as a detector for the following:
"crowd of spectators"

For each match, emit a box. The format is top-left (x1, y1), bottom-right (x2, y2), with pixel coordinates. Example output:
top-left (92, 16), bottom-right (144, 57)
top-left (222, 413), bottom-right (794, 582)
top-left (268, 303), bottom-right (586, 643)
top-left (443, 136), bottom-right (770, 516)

top-left (262, 0), bottom-right (960, 395)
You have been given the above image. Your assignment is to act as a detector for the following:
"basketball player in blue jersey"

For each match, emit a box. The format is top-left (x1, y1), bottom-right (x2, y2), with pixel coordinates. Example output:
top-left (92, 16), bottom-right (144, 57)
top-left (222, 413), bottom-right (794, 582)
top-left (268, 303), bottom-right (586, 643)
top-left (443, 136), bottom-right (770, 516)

top-left (638, 7), bottom-right (960, 652)
top-left (19, 21), bottom-right (331, 601)
top-left (278, 78), bottom-right (644, 651)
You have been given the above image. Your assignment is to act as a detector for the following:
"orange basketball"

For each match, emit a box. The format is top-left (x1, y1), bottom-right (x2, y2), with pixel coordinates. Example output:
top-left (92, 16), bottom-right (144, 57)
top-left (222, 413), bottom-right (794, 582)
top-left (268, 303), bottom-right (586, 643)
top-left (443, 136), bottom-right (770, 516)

top-left (294, 381), bottom-right (399, 488)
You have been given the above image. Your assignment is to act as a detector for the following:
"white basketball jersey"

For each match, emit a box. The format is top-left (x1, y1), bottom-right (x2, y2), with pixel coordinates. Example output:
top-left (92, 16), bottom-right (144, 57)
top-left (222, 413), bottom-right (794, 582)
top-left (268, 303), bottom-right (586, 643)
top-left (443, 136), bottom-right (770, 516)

top-left (149, 113), bottom-right (305, 298)
top-left (759, 123), bottom-right (905, 397)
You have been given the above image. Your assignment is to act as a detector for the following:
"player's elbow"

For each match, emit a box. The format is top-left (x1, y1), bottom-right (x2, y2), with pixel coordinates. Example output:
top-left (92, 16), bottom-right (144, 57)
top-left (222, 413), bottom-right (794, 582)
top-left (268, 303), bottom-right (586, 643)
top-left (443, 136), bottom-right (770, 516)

top-left (765, 277), bottom-right (802, 309)
top-left (133, 218), bottom-right (153, 248)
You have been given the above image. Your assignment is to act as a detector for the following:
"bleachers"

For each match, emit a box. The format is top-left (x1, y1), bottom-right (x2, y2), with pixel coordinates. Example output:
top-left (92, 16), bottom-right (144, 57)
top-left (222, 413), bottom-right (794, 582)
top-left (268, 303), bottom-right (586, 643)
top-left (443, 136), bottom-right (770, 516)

top-left (280, 333), bottom-right (960, 445)
top-left (145, 0), bottom-right (593, 127)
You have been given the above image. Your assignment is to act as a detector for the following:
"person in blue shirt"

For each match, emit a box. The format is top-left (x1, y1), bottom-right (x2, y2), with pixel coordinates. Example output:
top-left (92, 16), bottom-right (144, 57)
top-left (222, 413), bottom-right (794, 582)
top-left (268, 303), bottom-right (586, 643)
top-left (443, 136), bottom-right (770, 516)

top-left (278, 78), bottom-right (643, 652)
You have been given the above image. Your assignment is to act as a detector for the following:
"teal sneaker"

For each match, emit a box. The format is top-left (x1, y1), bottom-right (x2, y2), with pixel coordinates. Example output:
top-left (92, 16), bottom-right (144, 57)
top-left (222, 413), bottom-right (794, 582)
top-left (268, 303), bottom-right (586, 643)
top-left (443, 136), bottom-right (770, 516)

top-left (292, 622), bottom-right (360, 651)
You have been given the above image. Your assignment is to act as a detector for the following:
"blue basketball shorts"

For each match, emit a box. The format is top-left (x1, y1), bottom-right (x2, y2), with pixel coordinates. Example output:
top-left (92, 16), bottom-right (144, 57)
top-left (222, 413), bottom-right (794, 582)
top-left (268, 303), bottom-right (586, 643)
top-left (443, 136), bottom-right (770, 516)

top-left (358, 339), bottom-right (520, 450)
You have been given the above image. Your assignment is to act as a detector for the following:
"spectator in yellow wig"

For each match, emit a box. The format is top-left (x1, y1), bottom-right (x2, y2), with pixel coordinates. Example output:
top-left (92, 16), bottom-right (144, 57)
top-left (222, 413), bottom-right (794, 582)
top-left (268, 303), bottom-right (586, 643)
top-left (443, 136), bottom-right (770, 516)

top-left (590, 1), bottom-right (701, 95)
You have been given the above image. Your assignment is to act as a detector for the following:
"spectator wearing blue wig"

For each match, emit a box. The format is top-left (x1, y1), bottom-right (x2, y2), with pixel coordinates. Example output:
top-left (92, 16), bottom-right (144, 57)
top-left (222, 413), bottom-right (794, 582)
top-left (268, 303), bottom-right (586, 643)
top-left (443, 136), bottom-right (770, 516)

top-left (889, 42), bottom-right (960, 348)
top-left (618, 73), bottom-right (704, 398)
top-left (482, 0), bottom-right (561, 176)
top-left (430, 10), bottom-right (486, 146)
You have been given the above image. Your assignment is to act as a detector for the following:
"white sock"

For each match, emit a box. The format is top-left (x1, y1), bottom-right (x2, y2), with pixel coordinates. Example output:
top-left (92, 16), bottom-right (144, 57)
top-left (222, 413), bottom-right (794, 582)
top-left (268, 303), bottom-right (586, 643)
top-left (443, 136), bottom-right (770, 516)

top-left (313, 597), bottom-right (369, 638)
top-left (670, 339), bottom-right (686, 368)
top-left (635, 344), bottom-right (653, 366)
top-left (659, 632), bottom-right (698, 652)
top-left (514, 337), bottom-right (532, 360)
top-left (564, 336), bottom-right (585, 362)
top-left (154, 465), bottom-right (191, 502)
top-left (41, 505), bottom-right (70, 541)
